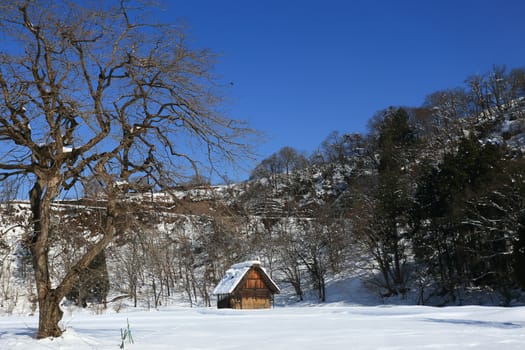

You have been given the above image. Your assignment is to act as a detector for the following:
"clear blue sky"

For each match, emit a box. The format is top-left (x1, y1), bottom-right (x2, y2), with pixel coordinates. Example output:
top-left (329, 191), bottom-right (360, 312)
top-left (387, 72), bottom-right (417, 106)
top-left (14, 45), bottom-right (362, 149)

top-left (162, 0), bottom-right (525, 181)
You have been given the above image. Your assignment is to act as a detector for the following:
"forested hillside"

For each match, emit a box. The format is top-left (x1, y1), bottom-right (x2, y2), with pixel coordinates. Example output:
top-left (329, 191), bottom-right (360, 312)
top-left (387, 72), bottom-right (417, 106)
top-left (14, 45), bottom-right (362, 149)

top-left (2, 66), bottom-right (525, 314)
top-left (244, 65), bottom-right (525, 305)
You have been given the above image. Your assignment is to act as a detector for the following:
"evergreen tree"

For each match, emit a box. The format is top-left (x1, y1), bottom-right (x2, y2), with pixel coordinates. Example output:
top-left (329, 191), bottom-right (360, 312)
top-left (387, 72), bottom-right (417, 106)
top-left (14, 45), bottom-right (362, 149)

top-left (412, 137), bottom-right (523, 303)
top-left (356, 108), bottom-right (418, 296)
top-left (513, 214), bottom-right (525, 289)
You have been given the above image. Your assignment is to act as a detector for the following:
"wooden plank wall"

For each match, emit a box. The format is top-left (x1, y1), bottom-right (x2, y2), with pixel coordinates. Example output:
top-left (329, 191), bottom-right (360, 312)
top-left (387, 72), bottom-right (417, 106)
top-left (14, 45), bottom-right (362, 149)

top-left (236, 268), bottom-right (272, 309)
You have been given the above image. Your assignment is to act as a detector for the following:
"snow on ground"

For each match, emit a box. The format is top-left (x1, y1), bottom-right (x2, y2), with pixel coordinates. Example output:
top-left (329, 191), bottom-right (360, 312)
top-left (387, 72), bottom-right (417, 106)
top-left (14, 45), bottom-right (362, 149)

top-left (1, 305), bottom-right (524, 349)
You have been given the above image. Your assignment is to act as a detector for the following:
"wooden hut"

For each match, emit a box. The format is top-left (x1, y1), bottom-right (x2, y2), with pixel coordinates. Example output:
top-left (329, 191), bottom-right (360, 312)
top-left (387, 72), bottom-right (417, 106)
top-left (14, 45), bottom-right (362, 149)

top-left (213, 261), bottom-right (280, 309)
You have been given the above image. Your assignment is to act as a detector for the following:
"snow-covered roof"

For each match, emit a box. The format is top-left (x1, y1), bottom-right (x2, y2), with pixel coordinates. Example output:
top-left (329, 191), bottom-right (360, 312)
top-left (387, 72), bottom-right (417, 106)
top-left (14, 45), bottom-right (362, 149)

top-left (212, 260), bottom-right (280, 295)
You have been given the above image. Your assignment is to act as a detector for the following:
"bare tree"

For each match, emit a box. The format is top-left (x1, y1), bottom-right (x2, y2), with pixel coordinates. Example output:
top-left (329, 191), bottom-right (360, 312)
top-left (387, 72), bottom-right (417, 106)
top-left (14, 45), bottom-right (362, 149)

top-left (275, 220), bottom-right (305, 301)
top-left (0, 0), bottom-right (252, 338)
top-left (250, 147), bottom-right (308, 183)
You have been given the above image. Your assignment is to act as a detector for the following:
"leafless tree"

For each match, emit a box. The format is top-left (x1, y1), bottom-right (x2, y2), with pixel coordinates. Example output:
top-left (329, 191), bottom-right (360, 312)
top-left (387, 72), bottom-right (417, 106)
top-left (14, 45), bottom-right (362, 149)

top-left (272, 218), bottom-right (305, 301)
top-left (250, 147), bottom-right (308, 185)
top-left (0, 0), bottom-right (253, 338)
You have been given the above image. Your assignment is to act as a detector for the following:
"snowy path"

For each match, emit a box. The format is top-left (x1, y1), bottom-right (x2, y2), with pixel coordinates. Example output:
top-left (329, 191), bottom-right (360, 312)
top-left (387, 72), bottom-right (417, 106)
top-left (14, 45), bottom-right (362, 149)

top-left (1, 305), bottom-right (524, 349)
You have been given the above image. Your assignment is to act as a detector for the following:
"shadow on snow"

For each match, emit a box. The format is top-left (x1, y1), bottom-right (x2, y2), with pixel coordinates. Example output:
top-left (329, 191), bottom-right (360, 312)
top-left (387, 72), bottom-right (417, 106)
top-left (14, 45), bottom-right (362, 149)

top-left (423, 318), bottom-right (523, 329)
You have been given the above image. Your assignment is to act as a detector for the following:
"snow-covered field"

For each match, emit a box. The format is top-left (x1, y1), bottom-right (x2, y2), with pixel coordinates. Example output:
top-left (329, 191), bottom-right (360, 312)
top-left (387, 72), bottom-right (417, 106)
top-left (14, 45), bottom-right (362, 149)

top-left (1, 305), bottom-right (524, 349)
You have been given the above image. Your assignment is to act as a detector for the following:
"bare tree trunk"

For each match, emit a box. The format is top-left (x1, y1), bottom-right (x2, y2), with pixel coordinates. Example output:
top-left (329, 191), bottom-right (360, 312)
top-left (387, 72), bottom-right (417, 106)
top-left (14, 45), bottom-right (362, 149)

top-left (29, 181), bottom-right (65, 338)
top-left (29, 175), bottom-right (119, 338)
top-left (37, 291), bottom-right (64, 338)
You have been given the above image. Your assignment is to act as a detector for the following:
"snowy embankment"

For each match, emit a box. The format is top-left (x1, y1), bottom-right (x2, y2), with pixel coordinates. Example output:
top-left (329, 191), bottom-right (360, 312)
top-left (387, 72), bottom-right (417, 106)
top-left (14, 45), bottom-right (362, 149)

top-left (1, 305), bottom-right (524, 349)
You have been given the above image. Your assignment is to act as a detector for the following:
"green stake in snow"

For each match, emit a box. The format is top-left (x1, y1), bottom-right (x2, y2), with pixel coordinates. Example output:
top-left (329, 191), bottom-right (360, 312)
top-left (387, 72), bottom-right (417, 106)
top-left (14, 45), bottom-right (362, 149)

top-left (120, 318), bottom-right (134, 349)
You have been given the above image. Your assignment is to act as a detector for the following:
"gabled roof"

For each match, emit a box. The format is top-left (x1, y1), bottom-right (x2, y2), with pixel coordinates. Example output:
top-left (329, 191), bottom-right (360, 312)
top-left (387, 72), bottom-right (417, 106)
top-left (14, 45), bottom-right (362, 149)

top-left (212, 260), bottom-right (280, 295)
